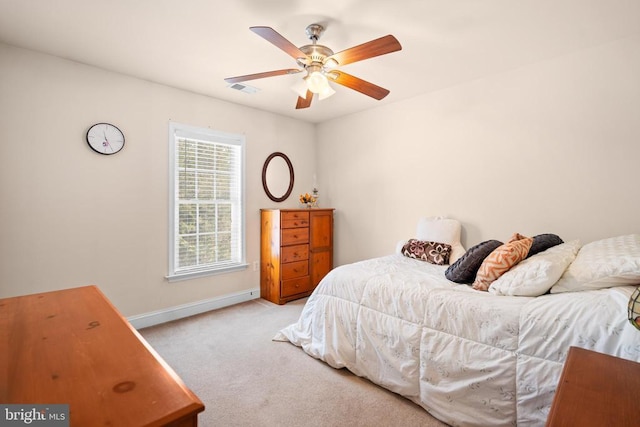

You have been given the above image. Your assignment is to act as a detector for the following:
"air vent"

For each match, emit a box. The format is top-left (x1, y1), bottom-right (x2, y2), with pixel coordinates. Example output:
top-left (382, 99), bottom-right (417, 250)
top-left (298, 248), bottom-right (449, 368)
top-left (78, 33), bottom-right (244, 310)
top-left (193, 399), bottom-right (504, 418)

top-left (228, 83), bottom-right (260, 94)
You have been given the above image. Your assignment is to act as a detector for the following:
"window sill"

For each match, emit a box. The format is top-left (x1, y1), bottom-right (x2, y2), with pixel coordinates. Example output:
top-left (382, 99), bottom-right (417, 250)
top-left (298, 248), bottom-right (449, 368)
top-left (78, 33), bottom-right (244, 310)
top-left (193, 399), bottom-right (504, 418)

top-left (166, 263), bottom-right (249, 282)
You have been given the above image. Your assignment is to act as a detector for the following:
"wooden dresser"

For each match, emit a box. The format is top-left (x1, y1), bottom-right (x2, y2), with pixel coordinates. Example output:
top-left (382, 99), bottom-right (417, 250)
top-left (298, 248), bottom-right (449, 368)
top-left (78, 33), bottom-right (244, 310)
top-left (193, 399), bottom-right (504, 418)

top-left (0, 285), bottom-right (204, 426)
top-left (546, 346), bottom-right (640, 426)
top-left (260, 208), bottom-right (334, 304)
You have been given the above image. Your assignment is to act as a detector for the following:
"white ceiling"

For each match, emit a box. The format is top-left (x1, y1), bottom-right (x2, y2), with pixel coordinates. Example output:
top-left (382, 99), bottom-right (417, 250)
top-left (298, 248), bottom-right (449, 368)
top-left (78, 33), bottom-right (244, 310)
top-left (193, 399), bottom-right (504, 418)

top-left (1, 0), bottom-right (639, 124)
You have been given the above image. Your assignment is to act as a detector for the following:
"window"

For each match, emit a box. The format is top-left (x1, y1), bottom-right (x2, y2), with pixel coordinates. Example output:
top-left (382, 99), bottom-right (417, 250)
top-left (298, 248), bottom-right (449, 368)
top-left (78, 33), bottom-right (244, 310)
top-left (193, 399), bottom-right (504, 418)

top-left (168, 122), bottom-right (246, 281)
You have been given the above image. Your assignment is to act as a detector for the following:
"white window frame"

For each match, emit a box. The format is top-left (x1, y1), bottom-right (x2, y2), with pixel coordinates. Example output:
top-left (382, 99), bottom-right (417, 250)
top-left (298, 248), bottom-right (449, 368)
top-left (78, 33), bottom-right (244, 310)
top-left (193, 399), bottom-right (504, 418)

top-left (167, 122), bottom-right (247, 281)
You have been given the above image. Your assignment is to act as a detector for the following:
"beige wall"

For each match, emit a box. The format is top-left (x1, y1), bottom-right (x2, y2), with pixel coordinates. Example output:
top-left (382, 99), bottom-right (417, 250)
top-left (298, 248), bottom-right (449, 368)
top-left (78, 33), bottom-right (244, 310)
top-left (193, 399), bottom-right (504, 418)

top-left (317, 35), bottom-right (640, 265)
top-left (3, 33), bottom-right (640, 317)
top-left (0, 43), bottom-right (315, 316)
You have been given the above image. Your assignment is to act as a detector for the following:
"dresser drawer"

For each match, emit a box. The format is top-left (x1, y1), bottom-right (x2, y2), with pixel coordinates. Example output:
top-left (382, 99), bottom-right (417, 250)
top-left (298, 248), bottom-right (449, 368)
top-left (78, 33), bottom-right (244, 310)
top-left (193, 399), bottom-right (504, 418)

top-left (281, 244), bottom-right (309, 263)
top-left (282, 276), bottom-right (313, 297)
top-left (281, 227), bottom-right (309, 246)
top-left (281, 211), bottom-right (310, 228)
top-left (281, 260), bottom-right (308, 279)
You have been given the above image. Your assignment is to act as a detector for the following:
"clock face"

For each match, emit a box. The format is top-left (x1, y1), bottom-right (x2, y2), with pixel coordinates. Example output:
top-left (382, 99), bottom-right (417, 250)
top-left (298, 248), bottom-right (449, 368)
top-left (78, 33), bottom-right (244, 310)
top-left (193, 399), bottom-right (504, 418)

top-left (86, 123), bottom-right (125, 155)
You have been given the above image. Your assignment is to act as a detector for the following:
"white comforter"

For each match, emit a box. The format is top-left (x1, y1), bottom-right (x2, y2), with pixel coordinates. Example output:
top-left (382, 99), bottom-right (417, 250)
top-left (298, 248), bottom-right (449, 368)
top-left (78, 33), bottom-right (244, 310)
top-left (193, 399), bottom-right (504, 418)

top-left (275, 254), bottom-right (640, 426)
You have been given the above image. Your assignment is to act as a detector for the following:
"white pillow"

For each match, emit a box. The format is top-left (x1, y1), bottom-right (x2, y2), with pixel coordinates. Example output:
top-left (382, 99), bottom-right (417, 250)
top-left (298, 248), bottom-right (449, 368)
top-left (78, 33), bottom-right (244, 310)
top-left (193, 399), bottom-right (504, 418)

top-left (550, 234), bottom-right (640, 293)
top-left (415, 216), bottom-right (466, 264)
top-left (489, 240), bottom-right (580, 296)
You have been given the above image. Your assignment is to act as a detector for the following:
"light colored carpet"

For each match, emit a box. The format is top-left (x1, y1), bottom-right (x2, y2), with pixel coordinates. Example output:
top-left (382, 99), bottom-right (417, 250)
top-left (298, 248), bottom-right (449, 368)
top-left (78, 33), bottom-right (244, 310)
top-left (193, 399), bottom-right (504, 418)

top-left (140, 297), bottom-right (447, 427)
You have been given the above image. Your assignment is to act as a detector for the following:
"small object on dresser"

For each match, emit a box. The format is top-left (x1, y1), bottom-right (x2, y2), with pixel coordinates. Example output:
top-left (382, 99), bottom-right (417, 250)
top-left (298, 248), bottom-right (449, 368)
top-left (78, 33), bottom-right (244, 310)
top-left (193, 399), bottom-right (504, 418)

top-left (299, 192), bottom-right (317, 208)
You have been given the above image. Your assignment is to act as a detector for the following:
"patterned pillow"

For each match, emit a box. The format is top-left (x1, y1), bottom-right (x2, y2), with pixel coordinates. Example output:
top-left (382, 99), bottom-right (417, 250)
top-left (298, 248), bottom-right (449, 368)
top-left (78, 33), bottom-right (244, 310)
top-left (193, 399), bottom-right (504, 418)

top-left (527, 233), bottom-right (564, 258)
top-left (445, 240), bottom-right (503, 283)
top-left (489, 240), bottom-right (581, 296)
top-left (472, 233), bottom-right (533, 291)
top-left (402, 239), bottom-right (452, 265)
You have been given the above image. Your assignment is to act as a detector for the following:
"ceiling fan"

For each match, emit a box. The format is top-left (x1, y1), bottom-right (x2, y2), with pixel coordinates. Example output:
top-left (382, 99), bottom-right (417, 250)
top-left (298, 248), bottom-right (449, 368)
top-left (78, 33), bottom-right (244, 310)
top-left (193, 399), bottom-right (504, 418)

top-left (224, 24), bottom-right (402, 109)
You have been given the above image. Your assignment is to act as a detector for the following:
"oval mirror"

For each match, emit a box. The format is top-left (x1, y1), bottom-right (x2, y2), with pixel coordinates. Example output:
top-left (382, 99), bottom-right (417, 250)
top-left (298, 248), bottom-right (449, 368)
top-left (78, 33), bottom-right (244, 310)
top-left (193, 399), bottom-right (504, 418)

top-left (262, 152), bottom-right (294, 202)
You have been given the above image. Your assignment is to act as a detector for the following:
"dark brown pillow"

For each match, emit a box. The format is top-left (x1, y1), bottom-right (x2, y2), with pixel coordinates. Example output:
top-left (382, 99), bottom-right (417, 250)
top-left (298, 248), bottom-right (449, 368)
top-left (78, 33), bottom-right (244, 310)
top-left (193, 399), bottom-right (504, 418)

top-left (445, 240), bottom-right (503, 284)
top-left (527, 233), bottom-right (564, 258)
top-left (402, 239), bottom-right (452, 265)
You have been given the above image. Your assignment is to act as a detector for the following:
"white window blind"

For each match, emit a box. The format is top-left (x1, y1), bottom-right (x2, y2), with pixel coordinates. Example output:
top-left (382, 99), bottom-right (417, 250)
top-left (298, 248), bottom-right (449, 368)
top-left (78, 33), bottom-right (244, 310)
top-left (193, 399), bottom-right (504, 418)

top-left (168, 122), bottom-right (246, 281)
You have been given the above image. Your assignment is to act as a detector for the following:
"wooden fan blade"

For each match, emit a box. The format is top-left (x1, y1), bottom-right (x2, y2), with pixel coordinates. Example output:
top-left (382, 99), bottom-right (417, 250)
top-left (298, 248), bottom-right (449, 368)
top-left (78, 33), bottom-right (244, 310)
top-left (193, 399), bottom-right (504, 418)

top-left (329, 71), bottom-right (390, 100)
top-left (224, 69), bottom-right (302, 84)
top-left (295, 90), bottom-right (313, 109)
top-left (326, 35), bottom-right (402, 66)
top-left (250, 26), bottom-right (309, 61)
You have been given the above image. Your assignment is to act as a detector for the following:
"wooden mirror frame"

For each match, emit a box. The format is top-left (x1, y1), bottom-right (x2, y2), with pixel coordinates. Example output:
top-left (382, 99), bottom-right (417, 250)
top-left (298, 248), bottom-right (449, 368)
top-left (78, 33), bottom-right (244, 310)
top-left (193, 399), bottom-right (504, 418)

top-left (262, 152), bottom-right (294, 202)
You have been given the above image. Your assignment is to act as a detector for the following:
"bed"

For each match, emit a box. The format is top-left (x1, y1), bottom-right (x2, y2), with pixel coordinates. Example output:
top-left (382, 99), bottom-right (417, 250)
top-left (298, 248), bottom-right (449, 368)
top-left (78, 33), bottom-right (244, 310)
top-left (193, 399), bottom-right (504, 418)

top-left (275, 218), bottom-right (640, 426)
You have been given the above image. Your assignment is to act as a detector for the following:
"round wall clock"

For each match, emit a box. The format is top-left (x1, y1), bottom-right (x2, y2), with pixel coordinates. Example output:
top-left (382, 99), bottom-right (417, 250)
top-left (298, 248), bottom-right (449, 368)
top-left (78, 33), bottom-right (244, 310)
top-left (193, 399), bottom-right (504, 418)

top-left (86, 123), bottom-right (125, 155)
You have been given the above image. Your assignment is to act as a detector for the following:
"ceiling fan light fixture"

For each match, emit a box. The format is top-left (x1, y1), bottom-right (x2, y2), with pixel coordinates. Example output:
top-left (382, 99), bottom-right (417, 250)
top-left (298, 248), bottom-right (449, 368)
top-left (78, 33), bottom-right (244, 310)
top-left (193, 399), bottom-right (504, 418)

top-left (318, 84), bottom-right (336, 100)
top-left (306, 71), bottom-right (329, 94)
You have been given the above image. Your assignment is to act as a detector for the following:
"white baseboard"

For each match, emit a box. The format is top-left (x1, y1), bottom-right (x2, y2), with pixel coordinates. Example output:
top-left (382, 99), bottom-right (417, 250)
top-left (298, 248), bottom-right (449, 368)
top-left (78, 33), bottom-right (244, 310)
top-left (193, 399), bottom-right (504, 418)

top-left (128, 287), bottom-right (260, 329)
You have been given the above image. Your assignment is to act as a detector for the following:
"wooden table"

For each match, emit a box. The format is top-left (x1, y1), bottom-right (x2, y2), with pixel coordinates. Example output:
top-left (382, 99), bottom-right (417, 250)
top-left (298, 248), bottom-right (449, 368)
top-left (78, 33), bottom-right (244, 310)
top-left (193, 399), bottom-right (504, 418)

top-left (546, 346), bottom-right (640, 426)
top-left (0, 285), bottom-right (204, 426)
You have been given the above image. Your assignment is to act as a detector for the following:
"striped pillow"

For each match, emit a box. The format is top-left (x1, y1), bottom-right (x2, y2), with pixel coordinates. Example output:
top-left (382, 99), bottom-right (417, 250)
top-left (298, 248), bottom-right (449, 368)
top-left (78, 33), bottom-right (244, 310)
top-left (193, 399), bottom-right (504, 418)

top-left (472, 233), bottom-right (533, 291)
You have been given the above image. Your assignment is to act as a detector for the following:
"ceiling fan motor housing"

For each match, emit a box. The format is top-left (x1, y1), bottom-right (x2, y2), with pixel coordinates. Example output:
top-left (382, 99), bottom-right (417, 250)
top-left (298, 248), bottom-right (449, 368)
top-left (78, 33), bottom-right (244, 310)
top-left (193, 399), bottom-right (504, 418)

top-left (299, 44), bottom-right (334, 66)
top-left (297, 24), bottom-right (335, 70)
